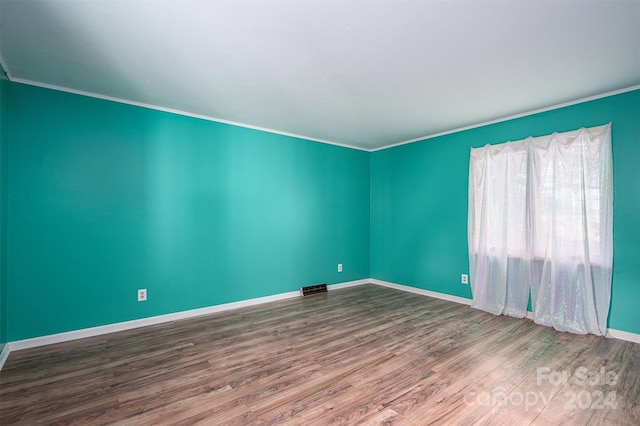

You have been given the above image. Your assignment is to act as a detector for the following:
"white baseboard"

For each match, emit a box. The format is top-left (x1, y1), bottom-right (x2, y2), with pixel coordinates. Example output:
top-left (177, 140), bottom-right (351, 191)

top-left (371, 278), bottom-right (640, 344)
top-left (7, 279), bottom-right (370, 353)
top-left (606, 328), bottom-right (640, 344)
top-left (371, 278), bottom-right (472, 306)
top-left (3, 277), bottom-right (638, 370)
top-left (328, 278), bottom-right (371, 291)
top-left (0, 344), bottom-right (10, 371)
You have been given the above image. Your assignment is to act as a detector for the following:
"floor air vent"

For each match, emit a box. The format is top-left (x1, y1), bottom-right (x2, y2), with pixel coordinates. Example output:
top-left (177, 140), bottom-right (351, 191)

top-left (301, 283), bottom-right (327, 296)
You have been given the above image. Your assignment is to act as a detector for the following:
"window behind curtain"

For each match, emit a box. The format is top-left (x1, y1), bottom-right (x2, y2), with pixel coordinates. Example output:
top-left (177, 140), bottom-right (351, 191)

top-left (468, 124), bottom-right (613, 335)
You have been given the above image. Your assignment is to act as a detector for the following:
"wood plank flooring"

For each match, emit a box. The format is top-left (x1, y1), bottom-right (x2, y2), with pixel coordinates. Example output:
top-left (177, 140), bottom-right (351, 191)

top-left (1, 284), bottom-right (638, 425)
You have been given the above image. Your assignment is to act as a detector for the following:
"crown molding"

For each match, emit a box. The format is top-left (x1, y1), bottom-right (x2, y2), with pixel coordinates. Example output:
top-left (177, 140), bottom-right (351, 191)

top-left (5, 76), bottom-right (639, 153)
top-left (0, 53), bottom-right (13, 80)
top-left (10, 78), bottom-right (370, 152)
top-left (373, 84), bottom-right (640, 152)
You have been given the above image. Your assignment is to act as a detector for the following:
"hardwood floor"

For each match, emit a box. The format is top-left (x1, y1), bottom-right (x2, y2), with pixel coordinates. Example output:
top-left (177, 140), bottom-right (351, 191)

top-left (1, 284), bottom-right (638, 425)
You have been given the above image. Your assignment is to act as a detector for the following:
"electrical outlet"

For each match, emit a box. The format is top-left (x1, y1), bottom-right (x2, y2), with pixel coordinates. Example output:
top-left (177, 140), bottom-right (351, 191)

top-left (338, 263), bottom-right (343, 272)
top-left (138, 288), bottom-right (147, 302)
top-left (461, 274), bottom-right (468, 284)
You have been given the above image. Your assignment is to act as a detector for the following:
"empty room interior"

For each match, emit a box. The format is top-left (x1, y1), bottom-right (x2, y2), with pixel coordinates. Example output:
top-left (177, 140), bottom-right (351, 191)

top-left (0, 1), bottom-right (639, 424)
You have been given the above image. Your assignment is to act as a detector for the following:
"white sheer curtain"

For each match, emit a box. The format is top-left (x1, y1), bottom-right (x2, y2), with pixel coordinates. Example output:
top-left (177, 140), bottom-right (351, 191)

top-left (468, 124), bottom-right (613, 336)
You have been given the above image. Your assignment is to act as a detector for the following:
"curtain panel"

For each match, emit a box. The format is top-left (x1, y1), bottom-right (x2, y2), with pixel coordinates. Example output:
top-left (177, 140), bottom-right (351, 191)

top-left (468, 124), bottom-right (613, 336)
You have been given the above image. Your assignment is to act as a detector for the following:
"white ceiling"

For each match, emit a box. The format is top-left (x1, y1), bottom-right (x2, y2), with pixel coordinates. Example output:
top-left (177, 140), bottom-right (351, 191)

top-left (1, 0), bottom-right (639, 150)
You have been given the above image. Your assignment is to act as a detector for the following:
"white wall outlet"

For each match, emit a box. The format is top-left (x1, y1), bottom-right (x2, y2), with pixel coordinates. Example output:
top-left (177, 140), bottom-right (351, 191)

top-left (461, 274), bottom-right (469, 284)
top-left (138, 288), bottom-right (147, 302)
top-left (338, 263), bottom-right (343, 272)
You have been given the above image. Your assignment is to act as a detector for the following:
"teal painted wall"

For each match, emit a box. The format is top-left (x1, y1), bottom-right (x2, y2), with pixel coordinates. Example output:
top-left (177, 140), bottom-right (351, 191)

top-left (6, 83), bottom-right (370, 341)
top-left (0, 77), bottom-right (8, 346)
top-left (3, 80), bottom-right (638, 342)
top-left (371, 89), bottom-right (640, 334)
